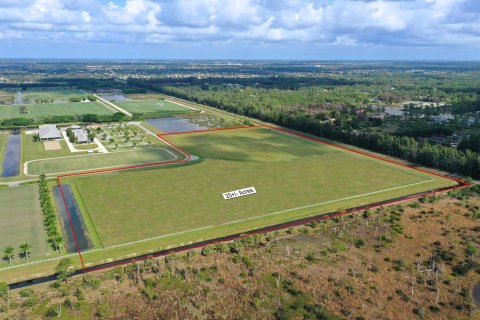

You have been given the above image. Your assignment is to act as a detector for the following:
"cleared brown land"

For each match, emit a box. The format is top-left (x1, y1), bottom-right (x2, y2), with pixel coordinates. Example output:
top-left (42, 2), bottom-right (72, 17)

top-left (4, 189), bottom-right (479, 319)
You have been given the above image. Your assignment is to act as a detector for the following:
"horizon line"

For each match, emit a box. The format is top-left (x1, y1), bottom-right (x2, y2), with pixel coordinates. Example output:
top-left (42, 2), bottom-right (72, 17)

top-left (1, 58), bottom-right (480, 63)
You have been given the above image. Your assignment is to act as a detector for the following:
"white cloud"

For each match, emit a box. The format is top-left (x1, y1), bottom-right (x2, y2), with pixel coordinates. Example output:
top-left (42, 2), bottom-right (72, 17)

top-left (334, 35), bottom-right (358, 46)
top-left (0, 0), bottom-right (478, 48)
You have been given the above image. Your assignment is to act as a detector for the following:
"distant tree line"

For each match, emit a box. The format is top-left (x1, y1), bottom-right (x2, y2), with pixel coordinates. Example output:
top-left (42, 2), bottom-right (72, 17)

top-left (122, 88), bottom-right (147, 94)
top-left (459, 131), bottom-right (480, 153)
top-left (69, 94), bottom-right (97, 102)
top-left (0, 112), bottom-right (128, 128)
top-left (451, 96), bottom-right (480, 114)
top-left (133, 81), bottom-right (480, 179)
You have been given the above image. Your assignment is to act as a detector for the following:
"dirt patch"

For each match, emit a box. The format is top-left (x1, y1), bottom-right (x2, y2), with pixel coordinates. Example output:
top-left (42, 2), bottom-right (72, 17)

top-left (43, 140), bottom-right (61, 150)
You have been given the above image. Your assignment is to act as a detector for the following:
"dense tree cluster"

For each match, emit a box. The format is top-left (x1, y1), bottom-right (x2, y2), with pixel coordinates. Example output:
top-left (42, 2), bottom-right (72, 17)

top-left (459, 131), bottom-right (480, 153)
top-left (451, 96), bottom-right (480, 114)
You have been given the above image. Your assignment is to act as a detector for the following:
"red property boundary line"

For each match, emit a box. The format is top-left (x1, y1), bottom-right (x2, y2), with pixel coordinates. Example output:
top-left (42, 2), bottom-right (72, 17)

top-left (55, 124), bottom-right (470, 273)
top-left (158, 124), bottom-right (258, 136)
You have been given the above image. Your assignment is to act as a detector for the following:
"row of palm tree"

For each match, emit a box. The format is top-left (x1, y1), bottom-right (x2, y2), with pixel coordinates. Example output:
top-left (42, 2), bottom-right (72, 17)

top-left (39, 174), bottom-right (64, 253)
top-left (3, 242), bottom-right (32, 264)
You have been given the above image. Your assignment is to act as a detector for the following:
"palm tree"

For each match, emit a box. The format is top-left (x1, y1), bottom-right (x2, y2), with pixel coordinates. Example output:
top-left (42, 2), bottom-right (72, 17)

top-left (20, 242), bottom-right (32, 261)
top-left (52, 235), bottom-right (63, 254)
top-left (3, 246), bottom-right (14, 264)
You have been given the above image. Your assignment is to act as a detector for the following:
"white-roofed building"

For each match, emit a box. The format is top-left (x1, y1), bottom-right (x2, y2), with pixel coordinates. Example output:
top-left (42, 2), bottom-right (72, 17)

top-left (73, 129), bottom-right (89, 144)
top-left (38, 124), bottom-right (61, 141)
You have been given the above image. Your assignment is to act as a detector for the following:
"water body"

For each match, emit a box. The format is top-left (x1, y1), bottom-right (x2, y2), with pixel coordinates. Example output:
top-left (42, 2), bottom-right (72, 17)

top-left (2, 134), bottom-right (21, 177)
top-left (14, 92), bottom-right (23, 105)
top-left (473, 283), bottom-right (480, 309)
top-left (100, 94), bottom-right (130, 101)
top-left (52, 184), bottom-right (92, 253)
top-left (146, 117), bottom-right (208, 133)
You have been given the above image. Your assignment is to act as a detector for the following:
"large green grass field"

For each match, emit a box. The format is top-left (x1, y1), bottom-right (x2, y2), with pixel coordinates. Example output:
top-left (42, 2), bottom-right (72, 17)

top-left (0, 101), bottom-right (114, 120)
top-left (69, 127), bottom-right (456, 253)
top-left (27, 147), bottom-right (180, 175)
top-left (0, 185), bottom-right (49, 259)
top-left (114, 99), bottom-right (192, 114)
top-left (23, 89), bottom-right (86, 103)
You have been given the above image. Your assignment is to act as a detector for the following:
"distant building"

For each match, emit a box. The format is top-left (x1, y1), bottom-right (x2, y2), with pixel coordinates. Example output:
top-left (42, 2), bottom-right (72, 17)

top-left (73, 129), bottom-right (89, 144)
top-left (431, 114), bottom-right (454, 124)
top-left (38, 124), bottom-right (61, 141)
top-left (466, 117), bottom-right (476, 127)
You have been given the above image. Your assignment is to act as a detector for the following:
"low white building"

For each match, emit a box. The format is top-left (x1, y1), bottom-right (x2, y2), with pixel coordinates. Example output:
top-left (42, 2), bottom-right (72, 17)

top-left (38, 124), bottom-right (61, 141)
top-left (73, 129), bottom-right (89, 144)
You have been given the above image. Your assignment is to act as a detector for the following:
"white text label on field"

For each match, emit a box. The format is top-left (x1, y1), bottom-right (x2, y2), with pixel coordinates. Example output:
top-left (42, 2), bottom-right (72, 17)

top-left (223, 187), bottom-right (257, 200)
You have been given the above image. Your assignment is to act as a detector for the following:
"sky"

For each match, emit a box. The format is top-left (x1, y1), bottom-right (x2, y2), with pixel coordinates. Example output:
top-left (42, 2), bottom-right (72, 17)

top-left (0, 0), bottom-right (479, 60)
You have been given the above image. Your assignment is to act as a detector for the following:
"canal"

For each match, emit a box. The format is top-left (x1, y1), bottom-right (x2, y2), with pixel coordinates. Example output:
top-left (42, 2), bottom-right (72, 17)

top-left (2, 134), bottom-right (21, 177)
top-left (52, 184), bottom-right (92, 253)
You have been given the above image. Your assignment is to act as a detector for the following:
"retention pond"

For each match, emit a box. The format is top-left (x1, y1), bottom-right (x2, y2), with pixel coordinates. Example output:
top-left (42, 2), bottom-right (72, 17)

top-left (53, 184), bottom-right (92, 253)
top-left (2, 134), bottom-right (21, 177)
top-left (146, 116), bottom-right (208, 133)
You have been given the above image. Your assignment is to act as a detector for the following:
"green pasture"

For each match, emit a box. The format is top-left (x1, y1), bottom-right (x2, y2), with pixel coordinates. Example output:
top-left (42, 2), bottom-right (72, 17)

top-left (0, 185), bottom-right (49, 260)
top-left (0, 91), bottom-right (14, 104)
top-left (73, 143), bottom-right (98, 150)
top-left (0, 101), bottom-right (114, 120)
top-left (114, 99), bottom-right (191, 114)
top-left (27, 147), bottom-right (180, 175)
top-left (22, 89), bottom-right (86, 103)
top-left (71, 128), bottom-right (456, 250)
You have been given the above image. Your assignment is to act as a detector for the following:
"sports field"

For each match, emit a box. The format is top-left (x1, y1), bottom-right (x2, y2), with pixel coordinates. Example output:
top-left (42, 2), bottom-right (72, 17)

top-left (0, 101), bottom-right (114, 120)
top-left (114, 99), bottom-right (191, 114)
top-left (69, 127), bottom-right (457, 249)
top-left (0, 185), bottom-right (49, 259)
top-left (26, 147), bottom-right (180, 175)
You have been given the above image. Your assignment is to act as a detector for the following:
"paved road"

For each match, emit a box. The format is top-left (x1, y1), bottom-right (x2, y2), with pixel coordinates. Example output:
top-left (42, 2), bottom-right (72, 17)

top-left (94, 94), bottom-right (132, 117)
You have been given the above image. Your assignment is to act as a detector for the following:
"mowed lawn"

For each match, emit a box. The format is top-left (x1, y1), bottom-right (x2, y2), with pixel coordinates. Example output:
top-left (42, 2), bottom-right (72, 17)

top-left (0, 101), bottom-right (114, 120)
top-left (27, 147), bottom-right (179, 175)
top-left (0, 185), bottom-right (49, 259)
top-left (71, 128), bottom-right (457, 247)
top-left (115, 99), bottom-right (190, 114)
top-left (23, 134), bottom-right (78, 162)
